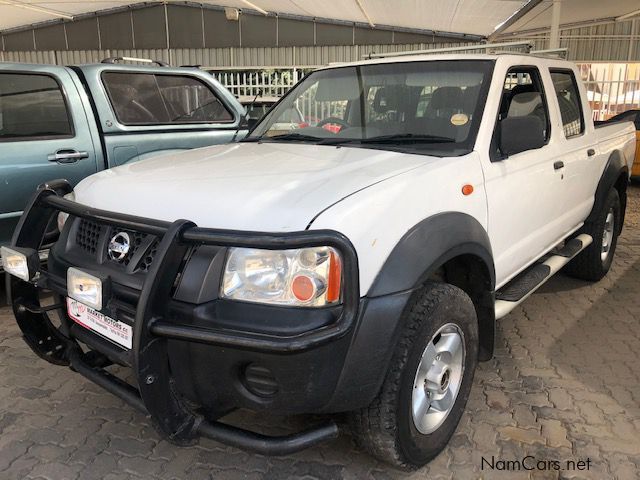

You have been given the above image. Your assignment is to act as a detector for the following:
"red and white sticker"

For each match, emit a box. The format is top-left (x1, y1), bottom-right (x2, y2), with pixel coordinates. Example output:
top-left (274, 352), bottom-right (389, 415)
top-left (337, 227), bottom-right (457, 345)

top-left (67, 298), bottom-right (133, 350)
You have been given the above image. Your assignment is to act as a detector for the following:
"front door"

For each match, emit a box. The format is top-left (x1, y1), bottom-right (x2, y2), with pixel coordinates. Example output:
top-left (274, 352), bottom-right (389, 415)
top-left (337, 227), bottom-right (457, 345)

top-left (482, 65), bottom-right (565, 287)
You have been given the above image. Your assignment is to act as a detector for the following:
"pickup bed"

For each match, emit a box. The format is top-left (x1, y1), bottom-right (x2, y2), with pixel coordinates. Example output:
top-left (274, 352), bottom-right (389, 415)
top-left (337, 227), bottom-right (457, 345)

top-left (0, 60), bottom-right (245, 246)
top-left (3, 53), bottom-right (636, 469)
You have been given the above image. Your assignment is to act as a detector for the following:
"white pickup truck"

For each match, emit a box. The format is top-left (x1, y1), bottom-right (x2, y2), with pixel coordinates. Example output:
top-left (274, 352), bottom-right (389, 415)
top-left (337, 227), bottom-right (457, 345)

top-left (3, 52), bottom-right (636, 469)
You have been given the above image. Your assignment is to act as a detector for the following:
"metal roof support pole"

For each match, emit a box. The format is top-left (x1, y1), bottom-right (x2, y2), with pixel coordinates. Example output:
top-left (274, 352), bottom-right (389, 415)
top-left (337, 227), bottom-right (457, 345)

top-left (488, 0), bottom-right (543, 41)
top-left (550, 0), bottom-right (561, 49)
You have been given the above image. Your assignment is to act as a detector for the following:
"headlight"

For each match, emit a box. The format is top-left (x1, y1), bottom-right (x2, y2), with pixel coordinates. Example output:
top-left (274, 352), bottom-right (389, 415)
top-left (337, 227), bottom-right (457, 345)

top-left (221, 246), bottom-right (342, 306)
top-left (57, 191), bottom-right (75, 232)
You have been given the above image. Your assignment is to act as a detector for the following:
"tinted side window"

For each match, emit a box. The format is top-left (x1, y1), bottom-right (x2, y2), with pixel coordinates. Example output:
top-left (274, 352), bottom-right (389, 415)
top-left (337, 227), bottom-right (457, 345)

top-left (498, 67), bottom-right (550, 141)
top-left (102, 72), bottom-right (234, 125)
top-left (550, 70), bottom-right (584, 138)
top-left (0, 73), bottom-right (73, 141)
top-left (492, 66), bottom-right (551, 159)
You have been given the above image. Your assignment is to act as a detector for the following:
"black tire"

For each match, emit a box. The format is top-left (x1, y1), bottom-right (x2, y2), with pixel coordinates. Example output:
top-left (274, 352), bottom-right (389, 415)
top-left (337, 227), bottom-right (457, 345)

top-left (565, 188), bottom-right (620, 282)
top-left (348, 282), bottom-right (479, 469)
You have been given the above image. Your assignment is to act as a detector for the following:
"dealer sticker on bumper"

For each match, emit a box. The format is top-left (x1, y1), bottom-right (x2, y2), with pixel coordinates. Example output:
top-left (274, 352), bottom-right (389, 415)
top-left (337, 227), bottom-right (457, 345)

top-left (66, 298), bottom-right (133, 350)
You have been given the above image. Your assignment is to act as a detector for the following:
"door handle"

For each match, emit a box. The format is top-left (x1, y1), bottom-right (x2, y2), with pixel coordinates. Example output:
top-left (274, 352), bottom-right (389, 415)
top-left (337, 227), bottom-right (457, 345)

top-left (587, 148), bottom-right (596, 157)
top-left (554, 161), bottom-right (565, 170)
top-left (47, 150), bottom-right (89, 164)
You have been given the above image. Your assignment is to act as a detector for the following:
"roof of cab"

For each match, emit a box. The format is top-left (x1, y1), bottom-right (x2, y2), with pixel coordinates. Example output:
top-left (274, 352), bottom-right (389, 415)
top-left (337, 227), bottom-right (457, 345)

top-left (315, 52), bottom-right (573, 71)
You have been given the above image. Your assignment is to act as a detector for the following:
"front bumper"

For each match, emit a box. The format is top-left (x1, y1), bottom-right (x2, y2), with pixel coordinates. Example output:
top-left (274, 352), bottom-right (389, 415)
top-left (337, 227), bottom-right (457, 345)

top-left (8, 180), bottom-right (371, 454)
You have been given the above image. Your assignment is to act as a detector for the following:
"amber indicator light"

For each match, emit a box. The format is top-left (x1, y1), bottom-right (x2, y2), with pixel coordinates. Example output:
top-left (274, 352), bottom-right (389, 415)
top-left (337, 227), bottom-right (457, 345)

top-left (326, 251), bottom-right (342, 303)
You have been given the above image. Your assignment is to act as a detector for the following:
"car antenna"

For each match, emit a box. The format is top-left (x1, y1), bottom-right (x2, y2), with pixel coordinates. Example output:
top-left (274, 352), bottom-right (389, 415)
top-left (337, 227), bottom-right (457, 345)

top-left (232, 89), bottom-right (262, 142)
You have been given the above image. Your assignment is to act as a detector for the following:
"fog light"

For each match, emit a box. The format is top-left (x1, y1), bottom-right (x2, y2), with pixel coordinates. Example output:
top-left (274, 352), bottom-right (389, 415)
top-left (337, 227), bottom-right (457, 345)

top-left (67, 267), bottom-right (104, 311)
top-left (0, 246), bottom-right (40, 281)
top-left (243, 364), bottom-right (278, 397)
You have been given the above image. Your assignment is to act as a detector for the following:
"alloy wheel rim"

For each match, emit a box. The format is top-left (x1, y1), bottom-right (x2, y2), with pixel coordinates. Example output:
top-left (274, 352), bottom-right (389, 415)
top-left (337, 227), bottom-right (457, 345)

top-left (411, 323), bottom-right (465, 434)
top-left (601, 208), bottom-right (615, 262)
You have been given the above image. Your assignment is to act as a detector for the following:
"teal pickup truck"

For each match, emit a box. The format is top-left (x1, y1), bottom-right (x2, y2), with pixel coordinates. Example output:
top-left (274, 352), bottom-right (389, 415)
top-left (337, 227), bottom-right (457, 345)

top-left (0, 58), bottom-right (246, 249)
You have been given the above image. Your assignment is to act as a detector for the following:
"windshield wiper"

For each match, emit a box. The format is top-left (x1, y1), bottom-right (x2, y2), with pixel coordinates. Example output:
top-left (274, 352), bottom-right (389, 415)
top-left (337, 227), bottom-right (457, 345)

top-left (259, 133), bottom-right (324, 142)
top-left (358, 134), bottom-right (456, 144)
top-left (316, 133), bottom-right (456, 146)
top-left (251, 132), bottom-right (456, 145)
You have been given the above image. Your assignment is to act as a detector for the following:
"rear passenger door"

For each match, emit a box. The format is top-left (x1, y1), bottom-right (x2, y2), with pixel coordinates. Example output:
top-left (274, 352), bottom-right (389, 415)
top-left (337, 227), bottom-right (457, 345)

top-left (0, 66), bottom-right (98, 245)
top-left (548, 68), bottom-right (599, 229)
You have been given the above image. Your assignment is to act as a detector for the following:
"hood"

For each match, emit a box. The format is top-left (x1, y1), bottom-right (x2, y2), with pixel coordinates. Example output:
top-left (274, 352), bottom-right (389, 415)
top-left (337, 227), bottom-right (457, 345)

top-left (74, 142), bottom-right (433, 231)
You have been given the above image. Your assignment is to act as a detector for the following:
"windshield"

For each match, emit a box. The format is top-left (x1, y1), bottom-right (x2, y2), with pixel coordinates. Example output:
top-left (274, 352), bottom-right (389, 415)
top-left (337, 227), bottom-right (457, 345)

top-left (247, 60), bottom-right (494, 155)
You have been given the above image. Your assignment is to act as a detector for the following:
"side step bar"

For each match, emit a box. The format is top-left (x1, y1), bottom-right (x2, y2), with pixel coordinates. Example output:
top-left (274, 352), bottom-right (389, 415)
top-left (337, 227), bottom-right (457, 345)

top-left (495, 234), bottom-right (593, 320)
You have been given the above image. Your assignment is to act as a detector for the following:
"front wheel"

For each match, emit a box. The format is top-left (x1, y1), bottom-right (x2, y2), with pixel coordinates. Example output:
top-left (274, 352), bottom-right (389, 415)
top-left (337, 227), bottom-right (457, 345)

top-left (565, 188), bottom-right (621, 282)
top-left (348, 282), bottom-right (479, 469)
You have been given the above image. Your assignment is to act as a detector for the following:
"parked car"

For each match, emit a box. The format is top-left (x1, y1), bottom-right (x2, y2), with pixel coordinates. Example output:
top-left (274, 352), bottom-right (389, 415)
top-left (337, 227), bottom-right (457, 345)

top-left (3, 53), bottom-right (636, 469)
top-left (0, 59), bottom-right (245, 248)
top-left (597, 109), bottom-right (640, 177)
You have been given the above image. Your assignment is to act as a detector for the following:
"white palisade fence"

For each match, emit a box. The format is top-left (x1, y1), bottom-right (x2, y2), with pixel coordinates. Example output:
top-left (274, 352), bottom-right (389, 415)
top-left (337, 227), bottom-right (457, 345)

top-left (211, 63), bottom-right (640, 122)
top-left (209, 67), bottom-right (309, 98)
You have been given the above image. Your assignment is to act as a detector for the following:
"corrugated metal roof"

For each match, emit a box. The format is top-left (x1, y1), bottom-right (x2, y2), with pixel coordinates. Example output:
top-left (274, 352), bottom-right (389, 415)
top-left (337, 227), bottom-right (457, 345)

top-left (503, 0), bottom-right (640, 33)
top-left (0, 0), bottom-right (529, 36)
top-left (2, 1), bottom-right (638, 39)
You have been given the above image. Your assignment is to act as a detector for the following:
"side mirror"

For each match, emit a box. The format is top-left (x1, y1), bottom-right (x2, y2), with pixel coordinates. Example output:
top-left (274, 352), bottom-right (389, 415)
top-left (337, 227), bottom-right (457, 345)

top-left (499, 116), bottom-right (546, 157)
top-left (246, 118), bottom-right (259, 130)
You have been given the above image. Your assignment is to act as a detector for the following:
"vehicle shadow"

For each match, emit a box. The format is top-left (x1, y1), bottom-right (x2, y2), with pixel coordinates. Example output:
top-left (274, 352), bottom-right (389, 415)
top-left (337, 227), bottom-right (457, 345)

top-left (547, 254), bottom-right (640, 411)
top-left (536, 271), bottom-right (594, 294)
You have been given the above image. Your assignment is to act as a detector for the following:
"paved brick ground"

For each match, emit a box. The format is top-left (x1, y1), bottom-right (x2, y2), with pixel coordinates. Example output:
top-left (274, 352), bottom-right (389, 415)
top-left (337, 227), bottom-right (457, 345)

top-left (1, 184), bottom-right (639, 480)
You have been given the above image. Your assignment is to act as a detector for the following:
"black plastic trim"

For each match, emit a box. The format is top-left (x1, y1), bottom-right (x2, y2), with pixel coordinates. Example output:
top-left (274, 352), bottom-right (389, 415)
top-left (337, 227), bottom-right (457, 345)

top-left (43, 195), bottom-right (170, 235)
top-left (555, 237), bottom-right (584, 258)
top-left (69, 347), bottom-right (339, 455)
top-left (368, 212), bottom-right (495, 297)
top-left (495, 264), bottom-right (550, 302)
top-left (586, 150), bottom-right (629, 231)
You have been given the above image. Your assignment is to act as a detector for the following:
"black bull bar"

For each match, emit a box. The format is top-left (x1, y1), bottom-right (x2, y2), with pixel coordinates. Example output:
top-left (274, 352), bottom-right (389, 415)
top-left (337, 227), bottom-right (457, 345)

top-left (7, 180), bottom-right (360, 455)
